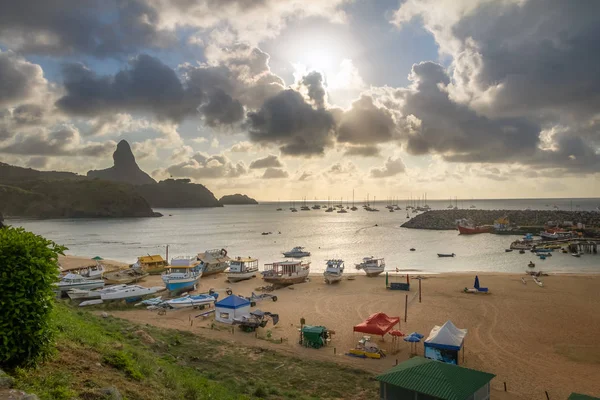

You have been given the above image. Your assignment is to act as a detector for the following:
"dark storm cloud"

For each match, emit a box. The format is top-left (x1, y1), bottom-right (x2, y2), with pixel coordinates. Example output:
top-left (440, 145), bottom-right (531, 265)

top-left (262, 167), bottom-right (288, 179)
top-left (0, 0), bottom-right (175, 57)
top-left (57, 54), bottom-right (247, 125)
top-left (370, 157), bottom-right (405, 178)
top-left (249, 154), bottom-right (283, 169)
top-left (198, 89), bottom-right (244, 127)
top-left (301, 72), bottom-right (326, 108)
top-left (247, 89), bottom-right (336, 156)
top-left (398, 62), bottom-right (541, 162)
top-left (0, 51), bottom-right (45, 107)
top-left (452, 0), bottom-right (600, 120)
top-left (337, 95), bottom-right (396, 145)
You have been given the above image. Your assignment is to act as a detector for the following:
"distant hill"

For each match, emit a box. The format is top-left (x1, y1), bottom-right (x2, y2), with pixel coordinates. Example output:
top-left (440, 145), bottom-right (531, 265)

top-left (137, 179), bottom-right (222, 208)
top-left (0, 176), bottom-right (159, 219)
top-left (0, 162), bottom-right (81, 182)
top-left (219, 194), bottom-right (258, 205)
top-left (87, 140), bottom-right (156, 185)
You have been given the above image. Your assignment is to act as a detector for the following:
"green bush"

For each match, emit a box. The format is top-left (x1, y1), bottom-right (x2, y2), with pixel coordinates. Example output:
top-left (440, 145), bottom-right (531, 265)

top-left (102, 351), bottom-right (144, 381)
top-left (0, 227), bottom-right (65, 368)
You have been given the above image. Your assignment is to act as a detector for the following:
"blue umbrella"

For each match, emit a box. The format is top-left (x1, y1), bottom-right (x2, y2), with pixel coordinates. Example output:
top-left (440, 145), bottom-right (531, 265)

top-left (474, 275), bottom-right (480, 290)
top-left (403, 335), bottom-right (421, 342)
top-left (408, 332), bottom-right (424, 339)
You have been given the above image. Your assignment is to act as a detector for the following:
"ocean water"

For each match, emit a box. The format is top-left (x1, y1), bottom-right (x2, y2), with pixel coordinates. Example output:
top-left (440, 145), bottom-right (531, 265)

top-left (9, 198), bottom-right (600, 274)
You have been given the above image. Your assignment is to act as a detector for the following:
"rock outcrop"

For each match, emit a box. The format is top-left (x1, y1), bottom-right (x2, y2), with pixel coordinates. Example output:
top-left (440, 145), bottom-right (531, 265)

top-left (136, 179), bottom-right (222, 208)
top-left (87, 140), bottom-right (156, 185)
top-left (219, 194), bottom-right (258, 205)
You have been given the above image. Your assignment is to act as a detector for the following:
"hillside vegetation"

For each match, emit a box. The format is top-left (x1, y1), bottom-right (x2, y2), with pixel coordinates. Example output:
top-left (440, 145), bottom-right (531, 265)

top-left (12, 304), bottom-right (377, 400)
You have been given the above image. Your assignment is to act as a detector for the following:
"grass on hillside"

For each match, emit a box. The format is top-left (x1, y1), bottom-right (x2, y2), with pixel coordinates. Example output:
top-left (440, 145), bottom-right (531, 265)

top-left (12, 303), bottom-right (378, 400)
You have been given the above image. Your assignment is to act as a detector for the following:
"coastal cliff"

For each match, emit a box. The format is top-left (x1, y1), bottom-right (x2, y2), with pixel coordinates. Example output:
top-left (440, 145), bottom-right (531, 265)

top-left (137, 179), bottom-right (222, 208)
top-left (0, 177), bottom-right (159, 218)
top-left (402, 209), bottom-right (600, 230)
top-left (219, 194), bottom-right (258, 205)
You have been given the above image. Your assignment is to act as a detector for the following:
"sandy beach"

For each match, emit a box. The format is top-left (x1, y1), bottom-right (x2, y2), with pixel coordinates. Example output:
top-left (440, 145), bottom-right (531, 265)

top-left (59, 255), bottom-right (129, 272)
top-left (63, 253), bottom-right (600, 399)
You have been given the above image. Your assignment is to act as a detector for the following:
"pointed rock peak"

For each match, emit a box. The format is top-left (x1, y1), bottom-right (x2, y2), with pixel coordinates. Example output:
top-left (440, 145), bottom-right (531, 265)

top-left (114, 140), bottom-right (136, 168)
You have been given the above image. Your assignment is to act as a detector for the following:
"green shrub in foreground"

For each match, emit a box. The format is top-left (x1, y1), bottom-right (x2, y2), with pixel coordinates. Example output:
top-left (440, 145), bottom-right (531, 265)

top-left (0, 227), bottom-right (65, 368)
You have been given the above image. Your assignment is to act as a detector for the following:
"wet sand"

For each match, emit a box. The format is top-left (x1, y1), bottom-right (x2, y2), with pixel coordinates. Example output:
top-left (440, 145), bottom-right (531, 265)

top-left (78, 265), bottom-right (600, 399)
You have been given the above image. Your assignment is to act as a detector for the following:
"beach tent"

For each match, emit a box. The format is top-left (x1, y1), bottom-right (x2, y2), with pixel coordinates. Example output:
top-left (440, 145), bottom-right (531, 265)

top-left (353, 313), bottom-right (400, 337)
top-left (424, 321), bottom-right (467, 365)
top-left (215, 295), bottom-right (251, 324)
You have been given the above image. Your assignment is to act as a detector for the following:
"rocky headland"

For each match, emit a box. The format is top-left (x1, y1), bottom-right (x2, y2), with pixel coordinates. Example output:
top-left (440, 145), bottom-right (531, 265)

top-left (87, 140), bottom-right (156, 185)
top-left (219, 194), bottom-right (258, 205)
top-left (137, 179), bottom-right (222, 208)
top-left (402, 209), bottom-right (600, 230)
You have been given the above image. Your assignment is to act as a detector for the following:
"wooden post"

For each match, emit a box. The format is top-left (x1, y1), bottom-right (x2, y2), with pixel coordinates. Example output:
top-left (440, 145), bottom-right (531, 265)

top-left (504, 382), bottom-right (507, 392)
top-left (404, 294), bottom-right (408, 323)
top-left (166, 244), bottom-right (169, 262)
top-left (419, 279), bottom-right (422, 303)
top-left (395, 359), bottom-right (398, 366)
top-left (334, 347), bottom-right (336, 355)
top-left (545, 391), bottom-right (550, 400)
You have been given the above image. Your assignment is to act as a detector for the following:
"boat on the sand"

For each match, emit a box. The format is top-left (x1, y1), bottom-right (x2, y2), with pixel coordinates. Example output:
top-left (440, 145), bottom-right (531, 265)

top-left (323, 259), bottom-right (344, 284)
top-left (103, 268), bottom-right (148, 285)
top-left (197, 249), bottom-right (230, 276)
top-left (355, 257), bottom-right (385, 277)
top-left (227, 257), bottom-right (259, 282)
top-left (437, 253), bottom-right (456, 258)
top-left (162, 256), bottom-right (203, 293)
top-left (57, 273), bottom-right (105, 293)
top-left (533, 276), bottom-right (544, 287)
top-left (101, 285), bottom-right (165, 301)
top-left (67, 284), bottom-right (128, 300)
top-left (165, 293), bottom-right (218, 309)
top-left (262, 260), bottom-right (310, 285)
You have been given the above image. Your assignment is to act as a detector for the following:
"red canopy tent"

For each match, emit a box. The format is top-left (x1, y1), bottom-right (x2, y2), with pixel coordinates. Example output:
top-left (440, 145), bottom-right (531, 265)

top-left (353, 313), bottom-right (400, 337)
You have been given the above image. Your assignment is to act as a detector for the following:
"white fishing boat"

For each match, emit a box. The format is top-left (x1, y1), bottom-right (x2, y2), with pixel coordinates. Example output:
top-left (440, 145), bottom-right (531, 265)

top-left (282, 246), bottom-right (311, 258)
top-left (323, 259), bottom-right (344, 284)
top-left (355, 257), bottom-right (385, 277)
top-left (262, 260), bottom-right (310, 285)
top-left (101, 285), bottom-right (165, 301)
top-left (57, 273), bottom-right (105, 292)
top-left (532, 276), bottom-right (544, 287)
top-left (227, 257), bottom-right (259, 282)
top-left (67, 284), bottom-right (128, 300)
top-left (165, 293), bottom-right (218, 309)
top-left (162, 256), bottom-right (203, 293)
top-left (79, 261), bottom-right (106, 279)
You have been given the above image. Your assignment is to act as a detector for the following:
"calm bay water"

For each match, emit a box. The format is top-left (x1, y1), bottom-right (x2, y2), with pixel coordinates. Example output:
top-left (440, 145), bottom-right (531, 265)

top-left (9, 198), bottom-right (600, 274)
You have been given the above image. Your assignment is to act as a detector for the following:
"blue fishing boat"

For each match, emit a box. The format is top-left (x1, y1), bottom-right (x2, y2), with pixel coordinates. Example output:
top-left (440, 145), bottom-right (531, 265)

top-left (162, 256), bottom-right (203, 293)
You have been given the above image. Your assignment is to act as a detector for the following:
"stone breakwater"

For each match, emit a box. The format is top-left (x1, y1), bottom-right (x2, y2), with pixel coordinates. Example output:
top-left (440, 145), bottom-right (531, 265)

top-left (401, 210), bottom-right (600, 230)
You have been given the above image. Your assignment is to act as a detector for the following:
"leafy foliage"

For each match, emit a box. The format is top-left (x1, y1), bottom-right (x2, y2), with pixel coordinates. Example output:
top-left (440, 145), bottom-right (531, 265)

top-left (0, 227), bottom-right (65, 367)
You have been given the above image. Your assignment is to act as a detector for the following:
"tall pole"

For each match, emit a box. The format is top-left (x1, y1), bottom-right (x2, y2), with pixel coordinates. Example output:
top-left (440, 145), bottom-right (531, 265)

top-left (419, 279), bottom-right (422, 303)
top-left (166, 244), bottom-right (169, 262)
top-left (404, 294), bottom-right (408, 323)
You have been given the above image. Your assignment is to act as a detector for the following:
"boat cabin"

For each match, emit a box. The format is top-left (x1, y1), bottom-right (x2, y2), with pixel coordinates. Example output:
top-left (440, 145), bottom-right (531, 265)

top-left (325, 259), bottom-right (344, 274)
top-left (263, 261), bottom-right (309, 276)
top-left (362, 257), bottom-right (385, 267)
top-left (135, 254), bottom-right (168, 271)
top-left (197, 249), bottom-right (231, 275)
top-left (166, 256), bottom-right (202, 276)
top-left (229, 257), bottom-right (259, 273)
top-left (60, 273), bottom-right (90, 285)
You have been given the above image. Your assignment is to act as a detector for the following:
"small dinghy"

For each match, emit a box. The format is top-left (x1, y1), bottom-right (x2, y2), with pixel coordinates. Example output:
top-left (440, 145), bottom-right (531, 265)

top-left (528, 262), bottom-right (535, 268)
top-left (165, 293), bottom-right (218, 309)
top-left (521, 277), bottom-right (527, 285)
top-left (572, 253), bottom-right (582, 258)
top-left (437, 253), bottom-right (456, 257)
top-left (533, 276), bottom-right (544, 287)
top-left (79, 299), bottom-right (103, 307)
top-left (505, 249), bottom-right (513, 252)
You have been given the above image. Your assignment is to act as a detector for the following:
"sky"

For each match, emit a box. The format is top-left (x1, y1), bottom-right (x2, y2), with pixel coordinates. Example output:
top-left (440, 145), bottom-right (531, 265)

top-left (1, 0), bottom-right (599, 201)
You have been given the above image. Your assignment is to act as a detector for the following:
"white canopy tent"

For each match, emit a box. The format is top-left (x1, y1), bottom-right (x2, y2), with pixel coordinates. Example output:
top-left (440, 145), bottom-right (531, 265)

top-left (424, 320), bottom-right (467, 364)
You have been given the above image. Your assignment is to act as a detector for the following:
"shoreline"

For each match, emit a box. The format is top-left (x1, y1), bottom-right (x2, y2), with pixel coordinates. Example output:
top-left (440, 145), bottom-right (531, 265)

top-left (62, 253), bottom-right (600, 400)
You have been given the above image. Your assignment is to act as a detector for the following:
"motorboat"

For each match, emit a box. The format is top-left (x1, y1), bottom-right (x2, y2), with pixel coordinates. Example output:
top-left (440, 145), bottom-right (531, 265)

top-left (528, 262), bottom-right (535, 268)
top-left (67, 284), bottom-right (128, 300)
top-left (262, 260), bottom-right (310, 285)
top-left (437, 253), bottom-right (456, 257)
top-left (355, 257), bottom-right (385, 277)
top-left (457, 219), bottom-right (491, 234)
top-left (323, 259), bottom-right (344, 284)
top-left (79, 262), bottom-right (105, 279)
top-left (505, 249), bottom-right (513, 252)
top-left (165, 293), bottom-right (218, 309)
top-left (572, 253), bottom-right (582, 258)
top-left (282, 246), bottom-right (311, 258)
top-left (162, 256), bottom-right (203, 293)
top-left (101, 285), bottom-right (165, 301)
top-left (227, 257), bottom-right (259, 282)
top-left (56, 273), bottom-right (105, 293)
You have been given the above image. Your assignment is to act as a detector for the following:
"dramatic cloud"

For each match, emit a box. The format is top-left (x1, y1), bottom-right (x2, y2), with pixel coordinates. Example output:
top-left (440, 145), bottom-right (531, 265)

top-left (262, 167), bottom-right (289, 179)
top-left (0, 125), bottom-right (116, 157)
top-left (301, 72), bottom-right (327, 109)
top-left (165, 152), bottom-right (247, 179)
top-left (249, 154), bottom-right (283, 169)
top-left (247, 89), bottom-right (336, 156)
top-left (229, 141), bottom-right (254, 153)
top-left (337, 95), bottom-right (397, 146)
top-left (370, 156), bottom-right (405, 178)
top-left (0, 0), bottom-right (175, 57)
top-left (327, 162), bottom-right (357, 175)
top-left (0, 50), bottom-right (48, 107)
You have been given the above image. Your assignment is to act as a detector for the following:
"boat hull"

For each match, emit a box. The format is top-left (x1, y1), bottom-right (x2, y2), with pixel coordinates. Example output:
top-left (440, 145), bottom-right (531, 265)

top-left (103, 270), bottom-right (148, 285)
top-left (101, 287), bottom-right (162, 301)
top-left (324, 273), bottom-right (343, 284)
top-left (227, 270), bottom-right (257, 282)
top-left (166, 295), bottom-right (216, 309)
top-left (57, 281), bottom-right (105, 292)
top-left (282, 252), bottom-right (310, 258)
top-left (263, 269), bottom-right (309, 285)
top-left (67, 289), bottom-right (101, 300)
top-left (202, 264), bottom-right (228, 276)
top-left (458, 225), bottom-right (491, 234)
top-left (162, 276), bottom-right (202, 293)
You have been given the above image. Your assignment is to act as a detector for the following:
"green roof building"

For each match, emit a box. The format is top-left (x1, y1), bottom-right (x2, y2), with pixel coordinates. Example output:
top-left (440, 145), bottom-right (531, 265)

top-left (376, 357), bottom-right (495, 400)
